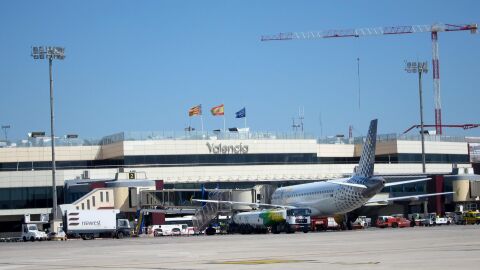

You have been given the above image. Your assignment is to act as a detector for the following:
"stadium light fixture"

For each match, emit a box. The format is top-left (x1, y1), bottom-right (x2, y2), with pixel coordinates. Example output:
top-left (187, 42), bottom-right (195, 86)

top-left (31, 46), bottom-right (65, 222)
top-left (405, 61), bottom-right (428, 173)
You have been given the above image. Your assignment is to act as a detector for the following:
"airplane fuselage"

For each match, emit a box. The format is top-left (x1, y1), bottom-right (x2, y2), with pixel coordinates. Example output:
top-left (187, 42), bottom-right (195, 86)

top-left (271, 176), bottom-right (385, 217)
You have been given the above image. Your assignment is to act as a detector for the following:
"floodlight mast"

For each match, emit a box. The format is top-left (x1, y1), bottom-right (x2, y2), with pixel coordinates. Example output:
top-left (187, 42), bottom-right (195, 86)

top-left (405, 61), bottom-right (428, 173)
top-left (1, 125), bottom-right (10, 142)
top-left (31, 46), bottom-right (65, 221)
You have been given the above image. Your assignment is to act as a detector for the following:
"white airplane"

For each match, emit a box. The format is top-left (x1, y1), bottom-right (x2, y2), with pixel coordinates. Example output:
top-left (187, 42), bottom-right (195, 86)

top-left (194, 119), bottom-right (452, 227)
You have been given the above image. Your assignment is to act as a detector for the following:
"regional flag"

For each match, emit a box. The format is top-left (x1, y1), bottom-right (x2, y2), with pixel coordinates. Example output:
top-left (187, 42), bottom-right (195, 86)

top-left (188, 104), bottom-right (202, 117)
top-left (210, 104), bottom-right (224, 116)
top-left (235, 107), bottom-right (246, 118)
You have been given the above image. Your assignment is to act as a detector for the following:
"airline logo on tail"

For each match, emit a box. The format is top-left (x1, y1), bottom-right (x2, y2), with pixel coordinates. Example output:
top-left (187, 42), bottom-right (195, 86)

top-left (354, 119), bottom-right (377, 178)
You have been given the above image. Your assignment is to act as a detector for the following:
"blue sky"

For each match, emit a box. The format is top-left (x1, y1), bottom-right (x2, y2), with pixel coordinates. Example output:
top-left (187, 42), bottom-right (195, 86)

top-left (1, 0), bottom-right (479, 140)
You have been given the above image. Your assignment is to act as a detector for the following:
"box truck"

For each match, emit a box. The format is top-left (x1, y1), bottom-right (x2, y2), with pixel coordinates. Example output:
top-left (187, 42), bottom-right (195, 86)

top-left (63, 209), bottom-right (130, 240)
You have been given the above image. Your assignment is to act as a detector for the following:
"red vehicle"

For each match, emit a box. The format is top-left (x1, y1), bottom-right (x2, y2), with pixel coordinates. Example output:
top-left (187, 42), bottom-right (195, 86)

top-left (376, 216), bottom-right (411, 228)
top-left (310, 217), bottom-right (340, 231)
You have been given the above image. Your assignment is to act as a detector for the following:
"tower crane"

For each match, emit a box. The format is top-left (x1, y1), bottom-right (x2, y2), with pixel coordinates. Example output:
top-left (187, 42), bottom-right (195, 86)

top-left (261, 23), bottom-right (478, 135)
top-left (403, 123), bottom-right (480, 134)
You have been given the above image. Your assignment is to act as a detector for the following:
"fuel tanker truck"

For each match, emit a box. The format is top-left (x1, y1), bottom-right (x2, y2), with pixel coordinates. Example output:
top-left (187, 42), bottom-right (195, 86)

top-left (228, 208), bottom-right (311, 234)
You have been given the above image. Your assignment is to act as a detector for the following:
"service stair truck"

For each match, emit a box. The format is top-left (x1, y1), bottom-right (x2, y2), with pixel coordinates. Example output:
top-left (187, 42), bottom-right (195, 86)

top-left (63, 209), bottom-right (131, 240)
top-left (228, 208), bottom-right (311, 234)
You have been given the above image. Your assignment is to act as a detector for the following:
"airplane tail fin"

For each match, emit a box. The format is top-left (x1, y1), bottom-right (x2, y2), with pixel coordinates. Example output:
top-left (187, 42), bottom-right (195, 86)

top-left (354, 119), bottom-right (378, 178)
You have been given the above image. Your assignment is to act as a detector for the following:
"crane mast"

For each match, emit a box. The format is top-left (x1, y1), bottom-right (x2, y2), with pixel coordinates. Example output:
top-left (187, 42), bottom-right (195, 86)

top-left (262, 23), bottom-right (478, 135)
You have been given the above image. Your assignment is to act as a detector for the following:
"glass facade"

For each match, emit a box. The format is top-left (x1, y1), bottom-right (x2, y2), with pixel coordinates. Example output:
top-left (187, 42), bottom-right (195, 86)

top-left (0, 153), bottom-right (467, 172)
top-left (0, 186), bottom-right (63, 210)
top-left (376, 154), bottom-right (468, 164)
top-left (0, 159), bottom-right (123, 171)
top-left (123, 153), bottom-right (318, 166)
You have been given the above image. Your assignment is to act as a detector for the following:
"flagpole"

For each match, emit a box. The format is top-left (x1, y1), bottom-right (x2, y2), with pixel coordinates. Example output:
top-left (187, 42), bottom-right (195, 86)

top-left (244, 116), bottom-right (247, 129)
top-left (200, 115), bottom-right (204, 134)
top-left (189, 118), bottom-right (192, 135)
top-left (223, 115), bottom-right (226, 133)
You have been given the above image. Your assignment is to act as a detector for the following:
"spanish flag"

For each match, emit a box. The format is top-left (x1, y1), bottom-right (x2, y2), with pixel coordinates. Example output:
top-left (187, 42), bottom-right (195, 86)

top-left (210, 104), bottom-right (224, 116)
top-left (188, 104), bottom-right (202, 117)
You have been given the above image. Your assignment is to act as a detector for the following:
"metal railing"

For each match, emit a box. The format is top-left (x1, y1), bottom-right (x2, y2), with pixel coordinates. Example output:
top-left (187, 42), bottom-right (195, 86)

top-left (1, 131), bottom-right (316, 148)
top-left (192, 190), bottom-right (231, 233)
top-left (1, 132), bottom-right (471, 148)
top-left (102, 131), bottom-right (315, 145)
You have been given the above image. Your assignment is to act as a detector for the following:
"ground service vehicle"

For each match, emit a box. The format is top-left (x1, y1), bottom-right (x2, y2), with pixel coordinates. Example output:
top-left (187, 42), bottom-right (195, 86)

top-left (376, 216), bottom-right (410, 228)
top-left (352, 216), bottom-right (371, 229)
top-left (408, 213), bottom-right (425, 226)
top-left (21, 223), bottom-right (48, 241)
top-left (63, 209), bottom-right (131, 240)
top-left (165, 216), bottom-right (196, 235)
top-left (228, 208), bottom-right (311, 234)
top-left (311, 217), bottom-right (340, 231)
top-left (48, 226), bottom-right (67, 241)
top-left (422, 213), bottom-right (450, 226)
top-left (151, 224), bottom-right (189, 236)
top-left (460, 211), bottom-right (480, 225)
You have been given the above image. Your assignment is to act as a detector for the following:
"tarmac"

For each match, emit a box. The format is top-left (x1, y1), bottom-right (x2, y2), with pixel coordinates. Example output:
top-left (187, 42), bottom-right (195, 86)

top-left (0, 225), bottom-right (479, 270)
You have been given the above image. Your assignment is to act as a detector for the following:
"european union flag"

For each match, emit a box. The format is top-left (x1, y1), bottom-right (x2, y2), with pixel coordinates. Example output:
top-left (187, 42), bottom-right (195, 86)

top-left (235, 107), bottom-right (246, 118)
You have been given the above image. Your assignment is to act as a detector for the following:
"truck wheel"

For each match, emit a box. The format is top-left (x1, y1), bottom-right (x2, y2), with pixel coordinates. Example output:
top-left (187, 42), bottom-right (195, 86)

top-left (392, 223), bottom-right (398, 228)
top-left (205, 227), bottom-right (216, 236)
top-left (23, 236), bottom-right (27, 242)
top-left (285, 223), bottom-right (294, 234)
top-left (30, 236), bottom-right (35, 242)
top-left (117, 232), bottom-right (124, 239)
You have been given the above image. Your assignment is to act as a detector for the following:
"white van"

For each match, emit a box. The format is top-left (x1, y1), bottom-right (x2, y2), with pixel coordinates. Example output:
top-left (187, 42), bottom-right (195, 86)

top-left (152, 224), bottom-right (189, 236)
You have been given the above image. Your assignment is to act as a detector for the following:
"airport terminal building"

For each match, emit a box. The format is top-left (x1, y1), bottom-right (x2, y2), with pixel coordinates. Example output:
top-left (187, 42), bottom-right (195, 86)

top-left (0, 130), bottom-right (479, 230)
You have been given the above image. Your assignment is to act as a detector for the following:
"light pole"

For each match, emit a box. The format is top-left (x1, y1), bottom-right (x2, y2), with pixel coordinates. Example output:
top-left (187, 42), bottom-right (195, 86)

top-left (405, 61), bottom-right (428, 173)
top-left (31, 46), bottom-right (65, 221)
top-left (1, 125), bottom-right (10, 143)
